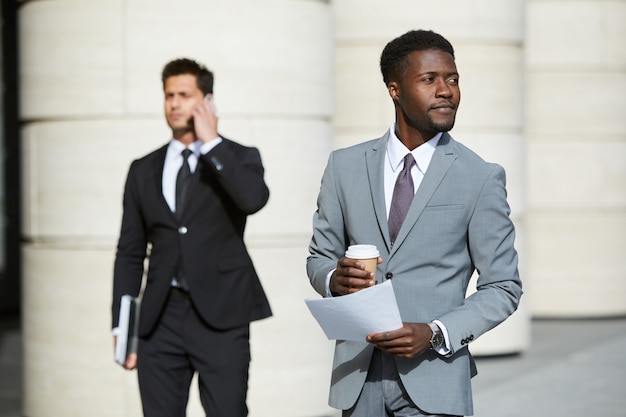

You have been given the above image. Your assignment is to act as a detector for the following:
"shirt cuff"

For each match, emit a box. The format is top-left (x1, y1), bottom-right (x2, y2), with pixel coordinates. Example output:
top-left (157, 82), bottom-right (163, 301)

top-left (325, 268), bottom-right (336, 297)
top-left (112, 327), bottom-right (121, 337)
top-left (199, 136), bottom-right (223, 154)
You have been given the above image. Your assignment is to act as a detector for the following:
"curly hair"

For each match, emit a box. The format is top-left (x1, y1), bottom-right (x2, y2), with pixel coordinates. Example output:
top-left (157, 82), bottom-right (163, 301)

top-left (380, 30), bottom-right (455, 86)
top-left (161, 58), bottom-right (214, 95)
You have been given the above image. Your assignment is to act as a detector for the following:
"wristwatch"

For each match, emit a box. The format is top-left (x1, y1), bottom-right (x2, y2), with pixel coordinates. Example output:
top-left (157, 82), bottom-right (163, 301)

top-left (428, 322), bottom-right (445, 350)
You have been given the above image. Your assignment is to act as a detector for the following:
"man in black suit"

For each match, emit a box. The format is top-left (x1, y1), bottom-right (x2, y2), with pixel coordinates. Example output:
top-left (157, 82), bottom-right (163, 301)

top-left (112, 58), bottom-right (272, 417)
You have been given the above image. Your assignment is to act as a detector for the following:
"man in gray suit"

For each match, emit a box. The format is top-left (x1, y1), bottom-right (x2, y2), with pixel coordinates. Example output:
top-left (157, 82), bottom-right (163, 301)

top-left (306, 30), bottom-right (522, 416)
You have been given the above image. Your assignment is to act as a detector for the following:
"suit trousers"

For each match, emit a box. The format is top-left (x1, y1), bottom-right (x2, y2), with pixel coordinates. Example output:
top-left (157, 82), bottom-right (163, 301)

top-left (343, 350), bottom-right (462, 417)
top-left (137, 288), bottom-right (251, 417)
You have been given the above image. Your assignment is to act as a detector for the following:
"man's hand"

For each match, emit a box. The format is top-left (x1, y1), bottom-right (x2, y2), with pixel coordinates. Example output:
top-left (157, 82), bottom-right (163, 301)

top-left (329, 256), bottom-right (382, 295)
top-left (191, 95), bottom-right (218, 143)
top-left (366, 322), bottom-right (432, 359)
top-left (113, 336), bottom-right (137, 370)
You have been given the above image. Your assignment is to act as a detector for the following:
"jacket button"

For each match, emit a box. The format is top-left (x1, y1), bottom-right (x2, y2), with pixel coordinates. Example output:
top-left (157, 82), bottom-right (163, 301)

top-left (178, 226), bottom-right (188, 234)
top-left (385, 272), bottom-right (393, 280)
top-left (210, 156), bottom-right (224, 171)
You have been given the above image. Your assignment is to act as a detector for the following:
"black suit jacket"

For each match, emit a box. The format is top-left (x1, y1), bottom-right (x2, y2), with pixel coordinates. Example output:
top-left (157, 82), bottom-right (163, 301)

top-left (112, 138), bottom-right (272, 336)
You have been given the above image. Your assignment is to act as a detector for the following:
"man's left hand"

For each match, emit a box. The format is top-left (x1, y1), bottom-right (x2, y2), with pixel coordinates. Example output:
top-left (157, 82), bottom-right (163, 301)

top-left (366, 322), bottom-right (432, 359)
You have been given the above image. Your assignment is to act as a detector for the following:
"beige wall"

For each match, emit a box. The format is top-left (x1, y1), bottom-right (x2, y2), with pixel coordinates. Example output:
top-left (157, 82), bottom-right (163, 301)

top-left (17, 0), bottom-right (625, 416)
top-left (525, 0), bottom-right (626, 317)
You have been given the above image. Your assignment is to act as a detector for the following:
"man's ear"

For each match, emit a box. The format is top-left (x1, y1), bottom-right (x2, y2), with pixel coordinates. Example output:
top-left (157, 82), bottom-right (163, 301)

top-left (387, 81), bottom-right (400, 101)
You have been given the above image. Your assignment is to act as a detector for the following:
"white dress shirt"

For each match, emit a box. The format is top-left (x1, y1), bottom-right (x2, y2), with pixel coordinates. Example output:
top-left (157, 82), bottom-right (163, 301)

top-left (162, 137), bottom-right (222, 212)
top-left (384, 125), bottom-right (441, 215)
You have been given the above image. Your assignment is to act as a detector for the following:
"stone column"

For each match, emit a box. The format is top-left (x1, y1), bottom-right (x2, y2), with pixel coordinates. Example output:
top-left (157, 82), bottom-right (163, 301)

top-left (19, 1), bottom-right (334, 416)
top-left (332, 0), bottom-right (530, 355)
top-left (526, 0), bottom-right (626, 317)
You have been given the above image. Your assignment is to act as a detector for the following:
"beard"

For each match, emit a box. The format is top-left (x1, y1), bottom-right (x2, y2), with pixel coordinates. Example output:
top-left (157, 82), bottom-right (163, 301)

top-left (426, 112), bottom-right (456, 133)
top-left (168, 116), bottom-right (195, 136)
top-left (171, 125), bottom-right (194, 136)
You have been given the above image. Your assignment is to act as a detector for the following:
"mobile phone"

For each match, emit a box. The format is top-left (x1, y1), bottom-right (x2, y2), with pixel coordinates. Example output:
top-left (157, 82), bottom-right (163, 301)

top-left (204, 94), bottom-right (218, 115)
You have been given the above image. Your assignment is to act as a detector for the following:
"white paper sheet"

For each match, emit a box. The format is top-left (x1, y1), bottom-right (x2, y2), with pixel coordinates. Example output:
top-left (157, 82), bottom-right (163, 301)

top-left (305, 280), bottom-right (403, 342)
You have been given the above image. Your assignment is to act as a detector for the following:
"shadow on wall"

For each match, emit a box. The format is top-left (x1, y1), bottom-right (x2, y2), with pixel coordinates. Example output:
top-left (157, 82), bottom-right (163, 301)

top-left (0, 312), bottom-right (21, 417)
top-left (0, 272), bottom-right (20, 316)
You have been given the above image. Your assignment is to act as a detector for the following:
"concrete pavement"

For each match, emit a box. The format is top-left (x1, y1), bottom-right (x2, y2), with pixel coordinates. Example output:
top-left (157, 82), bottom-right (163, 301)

top-left (472, 317), bottom-right (626, 417)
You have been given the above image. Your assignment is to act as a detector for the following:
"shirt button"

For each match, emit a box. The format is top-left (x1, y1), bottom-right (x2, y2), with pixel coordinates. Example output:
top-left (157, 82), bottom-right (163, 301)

top-left (178, 226), bottom-right (188, 234)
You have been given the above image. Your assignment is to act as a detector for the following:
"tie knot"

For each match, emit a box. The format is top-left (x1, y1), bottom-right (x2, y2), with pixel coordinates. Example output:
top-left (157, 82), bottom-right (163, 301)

top-left (181, 148), bottom-right (192, 160)
top-left (403, 153), bottom-right (415, 170)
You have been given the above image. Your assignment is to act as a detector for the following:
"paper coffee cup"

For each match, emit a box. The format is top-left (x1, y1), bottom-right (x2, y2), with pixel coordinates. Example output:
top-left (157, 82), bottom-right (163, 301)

top-left (345, 244), bottom-right (379, 280)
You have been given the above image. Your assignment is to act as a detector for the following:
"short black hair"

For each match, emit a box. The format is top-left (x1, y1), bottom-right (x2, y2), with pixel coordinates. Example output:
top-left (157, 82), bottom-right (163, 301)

top-left (380, 30), bottom-right (455, 85)
top-left (161, 58), bottom-right (214, 95)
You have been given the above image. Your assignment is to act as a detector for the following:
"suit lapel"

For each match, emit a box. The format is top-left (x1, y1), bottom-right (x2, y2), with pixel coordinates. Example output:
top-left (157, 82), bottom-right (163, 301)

top-left (390, 133), bottom-right (457, 253)
top-left (366, 134), bottom-right (393, 253)
top-left (151, 145), bottom-right (176, 219)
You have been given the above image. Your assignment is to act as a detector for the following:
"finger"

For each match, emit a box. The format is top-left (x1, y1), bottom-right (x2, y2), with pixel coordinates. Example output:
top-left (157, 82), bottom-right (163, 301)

top-left (367, 327), bottom-right (405, 343)
top-left (196, 102), bottom-right (217, 125)
top-left (345, 277), bottom-right (374, 292)
top-left (366, 332), bottom-right (387, 343)
top-left (341, 265), bottom-right (372, 280)
top-left (194, 101), bottom-right (210, 116)
top-left (125, 353), bottom-right (137, 370)
top-left (339, 257), bottom-right (364, 269)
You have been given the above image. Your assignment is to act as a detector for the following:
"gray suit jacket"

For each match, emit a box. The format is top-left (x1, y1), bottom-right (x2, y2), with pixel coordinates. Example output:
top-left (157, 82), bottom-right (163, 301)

top-left (306, 131), bottom-right (522, 416)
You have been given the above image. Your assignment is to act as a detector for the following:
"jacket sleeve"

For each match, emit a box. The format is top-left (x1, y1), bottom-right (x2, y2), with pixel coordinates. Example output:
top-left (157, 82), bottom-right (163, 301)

top-left (199, 140), bottom-right (269, 214)
top-left (438, 164), bottom-right (523, 354)
top-left (306, 152), bottom-right (346, 297)
top-left (111, 161), bottom-right (148, 329)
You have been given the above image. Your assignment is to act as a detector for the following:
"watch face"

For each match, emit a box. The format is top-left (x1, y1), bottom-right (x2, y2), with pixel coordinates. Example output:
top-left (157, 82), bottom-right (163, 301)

top-left (431, 333), bottom-right (444, 348)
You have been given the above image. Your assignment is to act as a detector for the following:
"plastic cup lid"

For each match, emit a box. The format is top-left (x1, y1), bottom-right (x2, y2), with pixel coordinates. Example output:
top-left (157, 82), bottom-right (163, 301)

top-left (345, 244), bottom-right (379, 259)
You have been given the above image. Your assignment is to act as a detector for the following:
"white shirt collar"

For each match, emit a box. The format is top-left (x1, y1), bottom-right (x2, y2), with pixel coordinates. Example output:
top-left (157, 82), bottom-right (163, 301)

top-left (387, 124), bottom-right (442, 175)
top-left (167, 139), bottom-right (201, 156)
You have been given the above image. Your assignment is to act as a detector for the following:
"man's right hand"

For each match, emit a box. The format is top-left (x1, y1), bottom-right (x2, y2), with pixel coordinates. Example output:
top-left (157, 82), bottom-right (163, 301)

top-left (113, 336), bottom-right (137, 370)
top-left (329, 256), bottom-right (381, 296)
top-left (191, 95), bottom-right (219, 144)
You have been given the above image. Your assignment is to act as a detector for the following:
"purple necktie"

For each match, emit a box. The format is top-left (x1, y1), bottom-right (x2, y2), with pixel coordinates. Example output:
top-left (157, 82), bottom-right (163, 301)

top-left (388, 153), bottom-right (416, 245)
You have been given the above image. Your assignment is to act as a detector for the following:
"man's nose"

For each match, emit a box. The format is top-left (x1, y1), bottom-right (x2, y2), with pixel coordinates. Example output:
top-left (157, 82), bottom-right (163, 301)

top-left (435, 79), bottom-right (453, 98)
